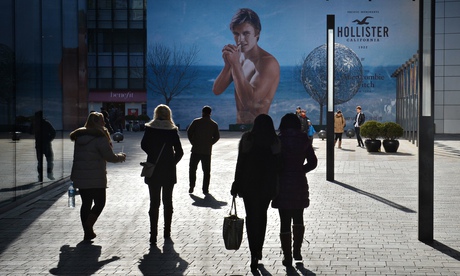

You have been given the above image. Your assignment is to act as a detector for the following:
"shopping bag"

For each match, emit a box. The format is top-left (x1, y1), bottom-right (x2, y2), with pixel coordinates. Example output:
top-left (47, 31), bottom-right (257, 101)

top-left (223, 196), bottom-right (244, 250)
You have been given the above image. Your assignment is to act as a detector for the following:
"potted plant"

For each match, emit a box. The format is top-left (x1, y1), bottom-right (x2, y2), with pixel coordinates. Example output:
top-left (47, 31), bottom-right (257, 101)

top-left (381, 122), bottom-right (404, 153)
top-left (360, 120), bottom-right (383, 152)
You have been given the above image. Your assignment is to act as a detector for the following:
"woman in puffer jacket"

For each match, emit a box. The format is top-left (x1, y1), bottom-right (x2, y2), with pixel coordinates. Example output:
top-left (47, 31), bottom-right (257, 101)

top-left (272, 113), bottom-right (317, 267)
top-left (70, 112), bottom-right (126, 241)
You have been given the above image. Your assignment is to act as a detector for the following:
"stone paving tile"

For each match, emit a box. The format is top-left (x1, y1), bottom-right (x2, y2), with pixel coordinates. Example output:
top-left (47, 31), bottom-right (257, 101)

top-left (0, 132), bottom-right (460, 275)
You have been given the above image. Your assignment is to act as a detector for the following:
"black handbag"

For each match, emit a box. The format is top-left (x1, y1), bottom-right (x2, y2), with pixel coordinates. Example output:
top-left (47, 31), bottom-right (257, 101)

top-left (223, 196), bottom-right (244, 250)
top-left (140, 143), bottom-right (165, 177)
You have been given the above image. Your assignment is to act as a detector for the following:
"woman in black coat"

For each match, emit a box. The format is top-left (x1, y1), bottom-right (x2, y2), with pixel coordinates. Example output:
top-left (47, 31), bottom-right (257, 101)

top-left (141, 104), bottom-right (183, 244)
top-left (272, 113), bottom-right (317, 266)
top-left (231, 114), bottom-right (282, 271)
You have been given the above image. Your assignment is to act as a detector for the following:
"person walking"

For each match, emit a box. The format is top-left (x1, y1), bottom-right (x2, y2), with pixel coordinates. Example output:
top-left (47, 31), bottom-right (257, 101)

top-left (187, 106), bottom-right (220, 194)
top-left (354, 106), bottom-right (366, 147)
top-left (334, 110), bottom-right (346, 149)
top-left (31, 110), bottom-right (56, 181)
top-left (231, 114), bottom-right (282, 271)
top-left (272, 113), bottom-right (318, 267)
top-left (70, 112), bottom-right (126, 241)
top-left (299, 110), bottom-right (309, 134)
top-left (141, 104), bottom-right (184, 244)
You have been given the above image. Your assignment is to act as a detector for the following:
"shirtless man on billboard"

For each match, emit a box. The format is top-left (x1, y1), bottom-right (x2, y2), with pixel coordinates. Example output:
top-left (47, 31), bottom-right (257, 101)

top-left (213, 8), bottom-right (280, 124)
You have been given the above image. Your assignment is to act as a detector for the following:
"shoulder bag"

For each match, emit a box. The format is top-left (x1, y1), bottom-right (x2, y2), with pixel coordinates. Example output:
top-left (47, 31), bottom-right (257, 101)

top-left (140, 143), bottom-right (165, 177)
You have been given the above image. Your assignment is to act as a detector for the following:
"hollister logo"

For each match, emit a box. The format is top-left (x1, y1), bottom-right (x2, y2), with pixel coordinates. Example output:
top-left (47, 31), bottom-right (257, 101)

top-left (337, 16), bottom-right (389, 42)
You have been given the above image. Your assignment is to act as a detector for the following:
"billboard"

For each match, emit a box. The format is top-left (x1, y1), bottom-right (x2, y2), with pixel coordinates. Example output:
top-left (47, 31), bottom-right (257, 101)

top-left (147, 0), bottom-right (419, 129)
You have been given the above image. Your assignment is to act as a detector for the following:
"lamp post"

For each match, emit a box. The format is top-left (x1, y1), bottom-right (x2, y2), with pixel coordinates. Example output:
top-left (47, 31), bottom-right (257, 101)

top-left (326, 14), bottom-right (335, 181)
top-left (418, 0), bottom-right (435, 243)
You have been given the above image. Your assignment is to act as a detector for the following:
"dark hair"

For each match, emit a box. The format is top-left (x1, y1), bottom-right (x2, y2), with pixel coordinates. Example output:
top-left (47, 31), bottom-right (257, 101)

top-left (250, 114), bottom-right (277, 147)
top-left (279, 113), bottom-right (301, 130)
top-left (230, 8), bottom-right (261, 35)
top-left (202, 105), bottom-right (212, 115)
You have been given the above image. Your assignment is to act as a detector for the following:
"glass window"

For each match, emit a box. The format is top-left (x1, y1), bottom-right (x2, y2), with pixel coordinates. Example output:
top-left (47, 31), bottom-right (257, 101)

top-left (99, 79), bottom-right (113, 89)
top-left (115, 79), bottom-right (128, 89)
top-left (115, 0), bottom-right (128, 9)
top-left (99, 68), bottom-right (112, 78)
top-left (130, 54), bottom-right (144, 66)
top-left (98, 10), bottom-right (112, 20)
top-left (114, 55), bottom-right (128, 66)
top-left (98, 55), bottom-right (112, 66)
top-left (114, 68), bottom-right (128, 78)
top-left (88, 78), bottom-right (97, 89)
top-left (88, 68), bottom-right (97, 78)
top-left (98, 0), bottom-right (112, 9)
top-left (129, 78), bottom-right (145, 89)
top-left (114, 10), bottom-right (127, 21)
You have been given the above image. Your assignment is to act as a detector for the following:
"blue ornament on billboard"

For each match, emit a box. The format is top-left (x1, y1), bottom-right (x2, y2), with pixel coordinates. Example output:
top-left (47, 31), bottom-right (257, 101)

top-left (300, 43), bottom-right (363, 124)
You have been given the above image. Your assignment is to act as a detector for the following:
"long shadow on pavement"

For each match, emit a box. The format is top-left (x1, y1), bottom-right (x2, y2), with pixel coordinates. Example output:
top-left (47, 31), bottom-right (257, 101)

top-left (424, 240), bottom-right (460, 261)
top-left (189, 193), bottom-right (228, 209)
top-left (138, 239), bottom-right (189, 275)
top-left (49, 241), bottom-right (120, 275)
top-left (0, 181), bottom-right (68, 255)
top-left (331, 180), bottom-right (416, 213)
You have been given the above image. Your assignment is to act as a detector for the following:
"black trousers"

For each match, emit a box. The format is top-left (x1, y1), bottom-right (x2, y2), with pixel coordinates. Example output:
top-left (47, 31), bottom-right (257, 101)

top-left (148, 184), bottom-right (174, 235)
top-left (189, 153), bottom-right (211, 192)
top-left (355, 127), bottom-right (364, 146)
top-left (243, 195), bottom-right (271, 259)
top-left (36, 142), bottom-right (54, 176)
top-left (79, 188), bottom-right (106, 224)
top-left (278, 209), bottom-right (304, 233)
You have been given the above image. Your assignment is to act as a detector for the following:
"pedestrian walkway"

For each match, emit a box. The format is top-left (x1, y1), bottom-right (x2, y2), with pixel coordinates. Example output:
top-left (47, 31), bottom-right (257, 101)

top-left (1, 131), bottom-right (460, 275)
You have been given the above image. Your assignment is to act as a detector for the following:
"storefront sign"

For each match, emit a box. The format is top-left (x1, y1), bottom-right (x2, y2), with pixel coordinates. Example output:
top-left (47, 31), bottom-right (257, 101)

top-left (89, 91), bottom-right (147, 102)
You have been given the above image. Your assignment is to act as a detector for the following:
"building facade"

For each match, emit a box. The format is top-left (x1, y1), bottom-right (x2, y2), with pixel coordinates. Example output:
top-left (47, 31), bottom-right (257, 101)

top-left (0, 0), bottom-right (458, 210)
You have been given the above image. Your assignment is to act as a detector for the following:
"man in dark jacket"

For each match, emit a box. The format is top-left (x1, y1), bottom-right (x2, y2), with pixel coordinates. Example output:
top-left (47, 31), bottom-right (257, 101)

top-left (354, 106), bottom-right (366, 148)
top-left (187, 106), bottom-right (220, 194)
top-left (31, 111), bottom-right (56, 181)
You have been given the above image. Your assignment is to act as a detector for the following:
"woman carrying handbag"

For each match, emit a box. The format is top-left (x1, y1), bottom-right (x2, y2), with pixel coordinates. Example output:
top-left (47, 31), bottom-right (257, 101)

top-left (231, 114), bottom-right (282, 271)
top-left (141, 104), bottom-right (183, 244)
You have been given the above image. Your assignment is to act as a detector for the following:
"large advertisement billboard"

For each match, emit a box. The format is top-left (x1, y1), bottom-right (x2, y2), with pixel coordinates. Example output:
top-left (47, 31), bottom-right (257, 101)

top-left (147, 0), bottom-right (419, 129)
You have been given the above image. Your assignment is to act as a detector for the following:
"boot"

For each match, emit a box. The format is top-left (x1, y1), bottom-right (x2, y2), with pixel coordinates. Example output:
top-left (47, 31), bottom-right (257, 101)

top-left (84, 213), bottom-right (98, 240)
top-left (292, 224), bottom-right (305, 261)
top-left (149, 209), bottom-right (159, 244)
top-left (250, 255), bottom-right (258, 271)
top-left (338, 140), bottom-right (342, 149)
top-left (164, 207), bottom-right (173, 239)
top-left (280, 232), bottom-right (292, 267)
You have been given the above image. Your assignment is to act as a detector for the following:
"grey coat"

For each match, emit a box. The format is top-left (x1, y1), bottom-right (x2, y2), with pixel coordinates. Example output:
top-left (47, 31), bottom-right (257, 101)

top-left (70, 127), bottom-right (124, 189)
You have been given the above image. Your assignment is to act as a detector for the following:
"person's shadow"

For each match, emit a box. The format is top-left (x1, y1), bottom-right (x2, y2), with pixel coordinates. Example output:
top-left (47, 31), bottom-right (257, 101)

top-left (138, 239), bottom-right (189, 275)
top-left (49, 241), bottom-right (120, 275)
top-left (189, 193), bottom-right (228, 209)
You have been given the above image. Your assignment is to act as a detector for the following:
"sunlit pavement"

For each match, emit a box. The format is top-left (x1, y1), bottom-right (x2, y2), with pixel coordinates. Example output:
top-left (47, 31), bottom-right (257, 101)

top-left (1, 131), bottom-right (460, 275)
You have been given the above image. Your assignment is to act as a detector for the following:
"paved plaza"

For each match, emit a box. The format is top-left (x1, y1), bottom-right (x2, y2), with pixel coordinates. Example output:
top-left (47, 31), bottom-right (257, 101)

top-left (1, 131), bottom-right (460, 275)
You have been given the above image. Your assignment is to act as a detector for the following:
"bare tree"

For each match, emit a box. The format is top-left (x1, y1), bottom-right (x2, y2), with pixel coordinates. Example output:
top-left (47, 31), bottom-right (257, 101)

top-left (146, 43), bottom-right (199, 105)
